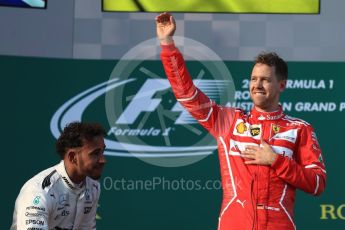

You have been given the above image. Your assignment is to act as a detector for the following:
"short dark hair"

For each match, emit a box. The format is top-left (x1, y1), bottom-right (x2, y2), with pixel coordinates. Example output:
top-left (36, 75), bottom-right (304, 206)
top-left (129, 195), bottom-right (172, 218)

top-left (56, 122), bottom-right (106, 159)
top-left (254, 52), bottom-right (288, 81)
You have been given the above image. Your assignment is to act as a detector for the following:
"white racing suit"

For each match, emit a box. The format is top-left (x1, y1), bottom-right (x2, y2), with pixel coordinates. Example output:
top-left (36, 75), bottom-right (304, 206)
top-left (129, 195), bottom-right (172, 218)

top-left (11, 161), bottom-right (100, 230)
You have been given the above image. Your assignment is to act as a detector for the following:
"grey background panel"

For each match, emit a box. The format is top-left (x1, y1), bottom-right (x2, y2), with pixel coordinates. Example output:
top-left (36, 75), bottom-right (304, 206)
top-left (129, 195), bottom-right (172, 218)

top-left (0, 0), bottom-right (344, 61)
top-left (0, 0), bottom-right (74, 58)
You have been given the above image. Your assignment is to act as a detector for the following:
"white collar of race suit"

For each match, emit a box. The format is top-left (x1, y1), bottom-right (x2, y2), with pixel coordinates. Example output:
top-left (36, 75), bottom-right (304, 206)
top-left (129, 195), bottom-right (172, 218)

top-left (56, 161), bottom-right (85, 192)
top-left (250, 105), bottom-right (285, 121)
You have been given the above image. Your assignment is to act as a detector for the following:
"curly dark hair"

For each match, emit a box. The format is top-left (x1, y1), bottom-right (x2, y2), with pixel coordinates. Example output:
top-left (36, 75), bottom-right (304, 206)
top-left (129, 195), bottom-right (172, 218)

top-left (56, 122), bottom-right (106, 159)
top-left (254, 52), bottom-right (288, 81)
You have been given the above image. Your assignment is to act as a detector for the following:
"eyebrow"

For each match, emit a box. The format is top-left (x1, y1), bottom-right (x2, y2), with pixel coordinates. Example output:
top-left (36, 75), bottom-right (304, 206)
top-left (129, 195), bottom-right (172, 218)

top-left (251, 76), bottom-right (270, 79)
top-left (89, 145), bottom-right (106, 155)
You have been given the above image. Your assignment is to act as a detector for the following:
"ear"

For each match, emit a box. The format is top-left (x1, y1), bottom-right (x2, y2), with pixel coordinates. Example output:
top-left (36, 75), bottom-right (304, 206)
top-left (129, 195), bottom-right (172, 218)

top-left (279, 79), bottom-right (287, 92)
top-left (66, 150), bottom-right (78, 165)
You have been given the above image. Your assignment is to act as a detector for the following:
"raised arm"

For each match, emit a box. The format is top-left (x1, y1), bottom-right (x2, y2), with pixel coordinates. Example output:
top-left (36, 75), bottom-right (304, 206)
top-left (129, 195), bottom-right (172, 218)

top-left (156, 13), bottom-right (235, 136)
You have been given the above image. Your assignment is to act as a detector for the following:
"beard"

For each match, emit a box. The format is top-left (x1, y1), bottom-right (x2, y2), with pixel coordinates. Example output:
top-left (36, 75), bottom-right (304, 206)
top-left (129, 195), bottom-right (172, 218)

top-left (89, 174), bottom-right (102, 180)
top-left (87, 165), bottom-right (104, 180)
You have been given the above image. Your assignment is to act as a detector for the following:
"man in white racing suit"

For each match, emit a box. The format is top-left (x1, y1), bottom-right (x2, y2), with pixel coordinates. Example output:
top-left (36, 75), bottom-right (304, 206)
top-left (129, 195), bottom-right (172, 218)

top-left (11, 122), bottom-right (107, 230)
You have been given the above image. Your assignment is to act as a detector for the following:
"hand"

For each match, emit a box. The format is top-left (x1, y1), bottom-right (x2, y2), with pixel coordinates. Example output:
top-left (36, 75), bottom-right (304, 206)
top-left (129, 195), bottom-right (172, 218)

top-left (155, 12), bottom-right (176, 45)
top-left (240, 140), bottom-right (277, 166)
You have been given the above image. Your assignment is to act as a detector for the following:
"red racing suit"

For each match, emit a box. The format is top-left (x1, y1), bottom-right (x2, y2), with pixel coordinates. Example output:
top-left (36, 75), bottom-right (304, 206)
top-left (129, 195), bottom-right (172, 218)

top-left (161, 43), bottom-right (326, 230)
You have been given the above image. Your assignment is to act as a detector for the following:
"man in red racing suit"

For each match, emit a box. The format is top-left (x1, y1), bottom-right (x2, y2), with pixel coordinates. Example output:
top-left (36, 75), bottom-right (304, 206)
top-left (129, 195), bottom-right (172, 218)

top-left (156, 13), bottom-right (326, 230)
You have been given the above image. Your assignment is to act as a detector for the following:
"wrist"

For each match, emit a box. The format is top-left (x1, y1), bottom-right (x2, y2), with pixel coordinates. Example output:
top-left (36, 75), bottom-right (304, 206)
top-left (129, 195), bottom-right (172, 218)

top-left (270, 154), bottom-right (284, 167)
top-left (270, 154), bottom-right (277, 165)
top-left (159, 36), bottom-right (174, 45)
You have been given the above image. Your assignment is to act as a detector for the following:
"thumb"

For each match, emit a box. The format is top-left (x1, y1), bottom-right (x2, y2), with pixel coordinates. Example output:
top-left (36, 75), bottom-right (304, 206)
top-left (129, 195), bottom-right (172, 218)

top-left (170, 15), bottom-right (175, 25)
top-left (261, 139), bottom-right (268, 147)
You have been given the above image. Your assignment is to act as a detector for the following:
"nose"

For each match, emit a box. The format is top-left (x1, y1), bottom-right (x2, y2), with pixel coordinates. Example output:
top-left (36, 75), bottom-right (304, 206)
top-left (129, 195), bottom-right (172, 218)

top-left (99, 154), bottom-right (107, 164)
top-left (253, 79), bottom-right (263, 88)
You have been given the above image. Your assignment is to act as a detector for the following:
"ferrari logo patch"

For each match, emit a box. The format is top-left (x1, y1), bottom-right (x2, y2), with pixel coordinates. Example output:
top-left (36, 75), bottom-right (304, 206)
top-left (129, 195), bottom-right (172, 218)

top-left (272, 124), bottom-right (280, 134)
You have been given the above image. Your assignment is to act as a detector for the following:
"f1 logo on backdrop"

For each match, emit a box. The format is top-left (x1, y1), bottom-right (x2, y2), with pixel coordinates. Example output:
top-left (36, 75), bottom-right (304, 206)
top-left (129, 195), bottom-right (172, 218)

top-left (115, 78), bottom-right (228, 125)
top-left (50, 37), bottom-right (235, 167)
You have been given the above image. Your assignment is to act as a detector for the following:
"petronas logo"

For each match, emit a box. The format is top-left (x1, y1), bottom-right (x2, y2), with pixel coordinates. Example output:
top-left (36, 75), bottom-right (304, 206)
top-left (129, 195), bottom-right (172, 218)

top-left (33, 196), bottom-right (40, 205)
